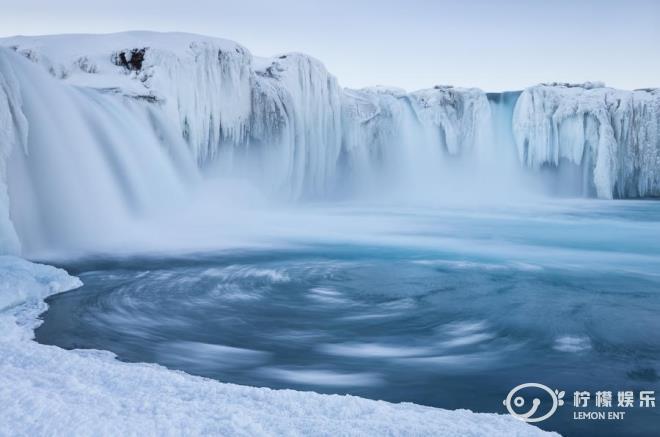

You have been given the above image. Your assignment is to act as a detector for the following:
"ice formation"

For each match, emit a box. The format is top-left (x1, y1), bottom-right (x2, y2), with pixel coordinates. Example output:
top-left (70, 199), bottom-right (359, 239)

top-left (0, 31), bottom-right (658, 255)
top-left (340, 86), bottom-right (492, 196)
top-left (250, 53), bottom-right (343, 198)
top-left (0, 53), bottom-right (23, 255)
top-left (0, 256), bottom-right (556, 436)
top-left (514, 83), bottom-right (660, 198)
top-left (0, 33), bottom-right (497, 196)
top-left (0, 46), bottom-right (196, 255)
top-left (0, 32), bottom-right (253, 163)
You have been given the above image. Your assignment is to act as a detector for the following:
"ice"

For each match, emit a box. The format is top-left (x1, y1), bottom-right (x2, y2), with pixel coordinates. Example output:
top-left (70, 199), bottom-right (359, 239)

top-left (0, 32), bottom-right (252, 164)
top-left (0, 256), bottom-right (556, 436)
top-left (0, 47), bottom-right (196, 255)
top-left (410, 86), bottom-right (490, 157)
top-left (0, 32), bottom-right (503, 205)
top-left (0, 34), bottom-right (508, 255)
top-left (251, 53), bottom-right (343, 198)
top-left (340, 85), bottom-right (493, 198)
top-left (0, 54), bottom-right (25, 255)
top-left (513, 83), bottom-right (660, 198)
top-left (0, 32), bottom-right (657, 212)
top-left (0, 256), bottom-right (82, 341)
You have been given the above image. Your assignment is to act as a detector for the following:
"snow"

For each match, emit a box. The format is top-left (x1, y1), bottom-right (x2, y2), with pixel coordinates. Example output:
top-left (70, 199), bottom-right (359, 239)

top-left (0, 32), bottom-right (493, 201)
top-left (340, 85), bottom-right (491, 196)
top-left (0, 31), bottom-right (656, 257)
top-left (1, 32), bottom-right (657, 203)
top-left (251, 53), bottom-right (343, 198)
top-left (1, 32), bottom-right (253, 165)
top-left (340, 85), bottom-right (490, 160)
top-left (513, 83), bottom-right (660, 198)
top-left (0, 257), bottom-right (81, 341)
top-left (0, 53), bottom-right (25, 255)
top-left (410, 86), bottom-right (490, 156)
top-left (0, 48), bottom-right (196, 255)
top-left (0, 256), bottom-right (557, 436)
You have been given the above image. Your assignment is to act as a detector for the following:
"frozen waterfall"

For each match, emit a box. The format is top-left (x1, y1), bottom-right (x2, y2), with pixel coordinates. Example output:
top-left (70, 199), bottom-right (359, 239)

top-left (0, 48), bottom-right (197, 255)
top-left (513, 83), bottom-right (660, 198)
top-left (0, 32), bottom-right (658, 256)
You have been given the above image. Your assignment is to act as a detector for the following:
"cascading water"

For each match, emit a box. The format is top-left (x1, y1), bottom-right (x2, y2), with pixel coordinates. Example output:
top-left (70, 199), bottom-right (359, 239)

top-left (486, 91), bottom-right (520, 164)
top-left (0, 32), bottom-right (658, 257)
top-left (1, 49), bottom-right (197, 256)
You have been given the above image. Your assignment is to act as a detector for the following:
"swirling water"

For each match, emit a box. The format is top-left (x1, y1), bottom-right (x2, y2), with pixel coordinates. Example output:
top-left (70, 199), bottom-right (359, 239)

top-left (35, 201), bottom-right (660, 436)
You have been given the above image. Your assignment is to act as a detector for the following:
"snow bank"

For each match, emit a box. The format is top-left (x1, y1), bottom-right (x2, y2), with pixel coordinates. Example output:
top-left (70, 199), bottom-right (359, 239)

top-left (0, 256), bottom-right (557, 436)
top-left (0, 256), bottom-right (81, 341)
top-left (513, 83), bottom-right (660, 198)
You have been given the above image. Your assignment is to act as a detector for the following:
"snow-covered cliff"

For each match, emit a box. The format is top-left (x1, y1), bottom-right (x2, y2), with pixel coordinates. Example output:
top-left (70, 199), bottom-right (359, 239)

top-left (514, 83), bottom-right (660, 198)
top-left (0, 33), bottom-right (493, 188)
top-left (0, 32), bottom-right (658, 254)
top-left (0, 31), bottom-right (500, 255)
top-left (250, 53), bottom-right (343, 198)
top-left (1, 32), bottom-right (253, 162)
top-left (340, 85), bottom-right (492, 196)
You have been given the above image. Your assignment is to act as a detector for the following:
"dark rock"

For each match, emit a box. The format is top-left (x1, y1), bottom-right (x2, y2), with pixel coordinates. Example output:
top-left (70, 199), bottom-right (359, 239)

top-left (113, 48), bottom-right (147, 71)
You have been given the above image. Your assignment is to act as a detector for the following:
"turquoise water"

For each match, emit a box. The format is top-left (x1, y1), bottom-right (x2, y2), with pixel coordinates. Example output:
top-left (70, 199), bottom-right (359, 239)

top-left (36, 201), bottom-right (660, 436)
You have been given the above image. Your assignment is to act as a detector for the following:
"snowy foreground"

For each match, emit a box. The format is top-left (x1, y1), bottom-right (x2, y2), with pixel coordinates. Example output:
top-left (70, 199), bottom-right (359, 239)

top-left (0, 257), bottom-right (556, 436)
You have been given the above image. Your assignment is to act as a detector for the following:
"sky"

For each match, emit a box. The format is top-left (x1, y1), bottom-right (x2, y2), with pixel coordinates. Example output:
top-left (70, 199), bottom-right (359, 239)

top-left (1, 0), bottom-right (658, 91)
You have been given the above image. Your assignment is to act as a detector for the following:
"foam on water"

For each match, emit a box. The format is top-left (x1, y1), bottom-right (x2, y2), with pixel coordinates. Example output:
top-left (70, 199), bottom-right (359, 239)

top-left (553, 336), bottom-right (592, 353)
top-left (258, 368), bottom-right (383, 387)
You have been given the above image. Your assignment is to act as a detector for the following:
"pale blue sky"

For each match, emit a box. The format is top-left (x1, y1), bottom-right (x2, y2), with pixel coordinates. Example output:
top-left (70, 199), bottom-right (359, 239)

top-left (2, 0), bottom-right (658, 91)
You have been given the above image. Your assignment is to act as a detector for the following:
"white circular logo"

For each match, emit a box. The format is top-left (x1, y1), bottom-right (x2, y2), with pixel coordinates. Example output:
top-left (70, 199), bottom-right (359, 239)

top-left (503, 383), bottom-right (565, 423)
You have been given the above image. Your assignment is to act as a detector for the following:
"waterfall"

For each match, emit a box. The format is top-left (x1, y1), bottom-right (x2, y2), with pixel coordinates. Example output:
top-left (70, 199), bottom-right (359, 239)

top-left (513, 83), bottom-right (660, 199)
top-left (486, 91), bottom-right (520, 163)
top-left (0, 32), bottom-right (658, 257)
top-left (1, 49), bottom-right (197, 255)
